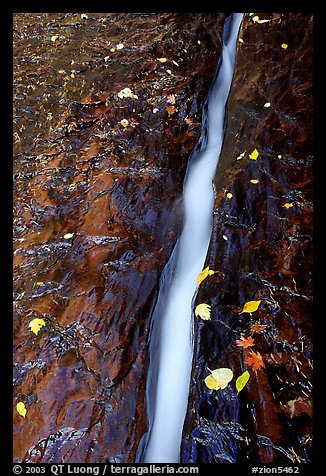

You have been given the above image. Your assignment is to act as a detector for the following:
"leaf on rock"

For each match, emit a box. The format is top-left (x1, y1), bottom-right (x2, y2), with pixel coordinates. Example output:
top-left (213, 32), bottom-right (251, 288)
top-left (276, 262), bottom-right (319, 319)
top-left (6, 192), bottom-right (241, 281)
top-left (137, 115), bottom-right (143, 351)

top-left (245, 350), bottom-right (265, 371)
top-left (241, 300), bottom-right (261, 314)
top-left (236, 335), bottom-right (255, 348)
top-left (195, 303), bottom-right (212, 320)
top-left (250, 322), bottom-right (267, 333)
top-left (211, 368), bottom-right (234, 389)
top-left (249, 148), bottom-right (259, 160)
top-left (236, 370), bottom-right (250, 393)
top-left (29, 318), bottom-right (46, 336)
top-left (16, 402), bottom-right (27, 418)
top-left (197, 266), bottom-right (215, 286)
top-left (204, 374), bottom-right (221, 390)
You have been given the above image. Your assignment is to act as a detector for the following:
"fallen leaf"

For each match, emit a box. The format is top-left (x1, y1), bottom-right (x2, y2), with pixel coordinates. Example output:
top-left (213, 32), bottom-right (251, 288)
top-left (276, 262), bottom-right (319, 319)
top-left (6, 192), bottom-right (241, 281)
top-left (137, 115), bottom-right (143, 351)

top-left (166, 105), bottom-right (176, 115)
top-left (104, 56), bottom-right (110, 62)
top-left (236, 335), bottom-right (255, 348)
top-left (239, 38), bottom-right (244, 43)
top-left (281, 43), bottom-right (288, 49)
top-left (120, 119), bottom-right (129, 127)
top-left (264, 102), bottom-right (271, 108)
top-left (116, 43), bottom-right (124, 50)
top-left (28, 318), bottom-right (46, 336)
top-left (250, 322), bottom-right (267, 333)
top-left (250, 179), bottom-right (259, 184)
top-left (195, 303), bottom-right (211, 320)
top-left (172, 60), bottom-right (179, 66)
top-left (236, 151), bottom-right (245, 160)
top-left (236, 370), bottom-right (250, 393)
top-left (81, 13), bottom-right (88, 19)
top-left (37, 281), bottom-right (45, 286)
top-left (278, 154), bottom-right (282, 159)
top-left (252, 15), bottom-right (260, 22)
top-left (16, 402), bottom-right (27, 418)
top-left (64, 233), bottom-right (74, 239)
top-left (283, 203), bottom-right (294, 209)
top-left (204, 374), bottom-right (221, 390)
top-left (245, 350), bottom-right (265, 371)
top-left (110, 47), bottom-right (116, 52)
top-left (197, 266), bottom-right (215, 286)
top-left (249, 148), bottom-right (259, 160)
top-left (210, 368), bottom-right (234, 389)
top-left (166, 94), bottom-right (176, 104)
top-left (153, 108), bottom-right (159, 114)
top-left (117, 87), bottom-right (138, 100)
top-left (158, 57), bottom-right (167, 63)
top-left (241, 300), bottom-right (261, 314)
top-left (222, 235), bottom-right (228, 241)
top-left (70, 72), bottom-right (75, 79)
top-left (51, 35), bottom-right (59, 42)
top-left (226, 192), bottom-right (233, 199)
top-left (166, 69), bottom-right (172, 75)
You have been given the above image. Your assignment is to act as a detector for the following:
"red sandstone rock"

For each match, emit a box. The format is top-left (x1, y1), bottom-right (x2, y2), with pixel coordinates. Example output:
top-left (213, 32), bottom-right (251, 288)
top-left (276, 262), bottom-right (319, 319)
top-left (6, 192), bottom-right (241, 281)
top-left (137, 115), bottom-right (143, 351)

top-left (13, 13), bottom-right (226, 463)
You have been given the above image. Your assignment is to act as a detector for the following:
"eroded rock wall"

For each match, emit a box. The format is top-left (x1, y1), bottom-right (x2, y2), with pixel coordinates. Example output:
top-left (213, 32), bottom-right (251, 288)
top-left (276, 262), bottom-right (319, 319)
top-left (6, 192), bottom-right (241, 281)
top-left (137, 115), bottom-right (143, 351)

top-left (13, 13), bottom-right (226, 463)
top-left (181, 13), bottom-right (313, 464)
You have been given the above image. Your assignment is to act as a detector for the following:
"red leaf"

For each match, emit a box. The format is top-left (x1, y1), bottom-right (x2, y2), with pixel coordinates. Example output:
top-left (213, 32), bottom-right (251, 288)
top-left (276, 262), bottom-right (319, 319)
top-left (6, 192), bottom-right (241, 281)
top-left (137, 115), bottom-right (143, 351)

top-left (245, 350), bottom-right (265, 371)
top-left (250, 322), bottom-right (267, 334)
top-left (236, 335), bottom-right (255, 349)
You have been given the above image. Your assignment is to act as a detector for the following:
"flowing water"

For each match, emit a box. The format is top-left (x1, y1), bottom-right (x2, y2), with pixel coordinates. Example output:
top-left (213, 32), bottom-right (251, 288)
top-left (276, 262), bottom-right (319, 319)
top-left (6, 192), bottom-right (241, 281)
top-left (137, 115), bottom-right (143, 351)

top-left (141, 13), bottom-right (243, 463)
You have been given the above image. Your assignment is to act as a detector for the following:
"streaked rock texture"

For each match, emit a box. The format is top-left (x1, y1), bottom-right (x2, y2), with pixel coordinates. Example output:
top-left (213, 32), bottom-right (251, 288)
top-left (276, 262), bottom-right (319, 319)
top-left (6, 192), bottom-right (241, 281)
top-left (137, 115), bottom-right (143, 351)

top-left (13, 12), bottom-right (226, 463)
top-left (181, 13), bottom-right (313, 463)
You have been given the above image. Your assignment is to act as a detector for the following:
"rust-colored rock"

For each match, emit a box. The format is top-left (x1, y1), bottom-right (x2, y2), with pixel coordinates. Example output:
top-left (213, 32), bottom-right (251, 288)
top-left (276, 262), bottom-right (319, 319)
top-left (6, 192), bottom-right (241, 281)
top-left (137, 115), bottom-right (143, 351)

top-left (13, 13), bottom-right (227, 463)
top-left (181, 13), bottom-right (313, 463)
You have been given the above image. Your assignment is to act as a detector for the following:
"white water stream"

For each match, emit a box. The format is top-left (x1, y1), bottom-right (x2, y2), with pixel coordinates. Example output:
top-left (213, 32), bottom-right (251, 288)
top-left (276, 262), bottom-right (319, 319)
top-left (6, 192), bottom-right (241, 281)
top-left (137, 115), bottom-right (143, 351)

top-left (141, 13), bottom-right (243, 463)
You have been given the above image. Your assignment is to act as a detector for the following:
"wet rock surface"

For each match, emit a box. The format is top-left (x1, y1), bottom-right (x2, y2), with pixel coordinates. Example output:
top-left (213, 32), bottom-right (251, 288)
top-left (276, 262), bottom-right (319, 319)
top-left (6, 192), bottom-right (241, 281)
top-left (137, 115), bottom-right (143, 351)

top-left (181, 13), bottom-right (313, 463)
top-left (13, 13), bottom-right (226, 463)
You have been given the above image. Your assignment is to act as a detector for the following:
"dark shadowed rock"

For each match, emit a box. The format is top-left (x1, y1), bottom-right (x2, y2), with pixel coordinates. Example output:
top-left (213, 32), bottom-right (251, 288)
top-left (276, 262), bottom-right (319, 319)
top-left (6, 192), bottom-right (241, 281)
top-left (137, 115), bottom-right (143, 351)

top-left (181, 13), bottom-right (313, 463)
top-left (13, 12), bottom-right (226, 463)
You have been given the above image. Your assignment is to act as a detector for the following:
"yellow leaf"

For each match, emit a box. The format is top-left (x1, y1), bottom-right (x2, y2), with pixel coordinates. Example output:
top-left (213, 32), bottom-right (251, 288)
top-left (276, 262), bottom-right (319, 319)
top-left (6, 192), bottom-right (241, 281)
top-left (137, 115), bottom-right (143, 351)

top-left (250, 179), bottom-right (259, 184)
top-left (236, 370), bottom-right (250, 393)
top-left (197, 266), bottom-right (215, 286)
top-left (236, 151), bottom-right (245, 160)
top-left (116, 43), bottom-right (124, 50)
top-left (70, 72), bottom-right (75, 79)
top-left (283, 203), bottom-right (293, 209)
top-left (222, 235), bottom-right (228, 241)
top-left (158, 57), bottom-right (167, 63)
top-left (64, 233), bottom-right (74, 239)
top-left (278, 154), bottom-right (282, 159)
top-left (120, 119), bottom-right (129, 128)
top-left (239, 38), bottom-right (244, 43)
top-left (166, 69), bottom-right (172, 75)
top-left (51, 35), bottom-right (59, 42)
top-left (37, 281), bottom-right (44, 286)
top-left (281, 43), bottom-right (288, 49)
top-left (28, 318), bottom-right (46, 336)
top-left (210, 368), bottom-right (234, 389)
top-left (241, 300), bottom-right (261, 314)
top-left (16, 402), bottom-right (27, 418)
top-left (204, 374), bottom-right (221, 390)
top-left (252, 15), bottom-right (259, 22)
top-left (195, 303), bottom-right (211, 320)
top-left (249, 148), bottom-right (259, 160)
top-left (226, 192), bottom-right (233, 199)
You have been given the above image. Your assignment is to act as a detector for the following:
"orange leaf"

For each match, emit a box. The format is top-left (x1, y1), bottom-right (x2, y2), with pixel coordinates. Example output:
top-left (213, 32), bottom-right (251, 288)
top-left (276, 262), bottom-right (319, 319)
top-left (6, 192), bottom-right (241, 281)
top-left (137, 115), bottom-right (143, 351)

top-left (245, 350), bottom-right (265, 371)
top-left (236, 335), bottom-right (255, 349)
top-left (250, 322), bottom-right (267, 334)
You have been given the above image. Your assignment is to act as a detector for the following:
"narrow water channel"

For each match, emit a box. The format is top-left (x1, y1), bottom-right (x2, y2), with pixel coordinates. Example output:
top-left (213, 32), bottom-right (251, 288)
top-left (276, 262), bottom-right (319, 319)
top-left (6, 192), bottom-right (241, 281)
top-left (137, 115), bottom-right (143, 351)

top-left (140, 13), bottom-right (243, 463)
